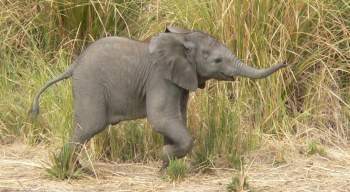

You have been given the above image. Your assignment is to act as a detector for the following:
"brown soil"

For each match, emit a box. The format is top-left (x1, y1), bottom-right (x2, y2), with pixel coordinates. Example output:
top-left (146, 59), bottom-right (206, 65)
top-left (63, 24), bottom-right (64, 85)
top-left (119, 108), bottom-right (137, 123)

top-left (0, 142), bottom-right (349, 192)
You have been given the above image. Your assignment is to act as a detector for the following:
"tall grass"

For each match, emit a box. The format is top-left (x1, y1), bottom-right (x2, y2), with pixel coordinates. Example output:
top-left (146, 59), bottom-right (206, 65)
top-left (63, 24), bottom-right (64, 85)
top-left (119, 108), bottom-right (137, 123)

top-left (0, 0), bottom-right (349, 168)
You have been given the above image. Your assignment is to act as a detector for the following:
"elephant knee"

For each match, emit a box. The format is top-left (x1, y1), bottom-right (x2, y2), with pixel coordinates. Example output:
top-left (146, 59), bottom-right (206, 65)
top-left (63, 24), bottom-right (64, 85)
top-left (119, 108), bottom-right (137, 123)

top-left (178, 137), bottom-right (193, 156)
top-left (148, 117), bottom-right (166, 133)
top-left (162, 136), bottom-right (193, 160)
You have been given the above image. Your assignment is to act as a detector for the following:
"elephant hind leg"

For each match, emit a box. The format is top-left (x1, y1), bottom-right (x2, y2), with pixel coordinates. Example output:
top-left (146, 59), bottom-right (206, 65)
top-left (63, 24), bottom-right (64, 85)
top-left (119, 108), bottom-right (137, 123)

top-left (66, 93), bottom-right (109, 173)
top-left (70, 88), bottom-right (109, 145)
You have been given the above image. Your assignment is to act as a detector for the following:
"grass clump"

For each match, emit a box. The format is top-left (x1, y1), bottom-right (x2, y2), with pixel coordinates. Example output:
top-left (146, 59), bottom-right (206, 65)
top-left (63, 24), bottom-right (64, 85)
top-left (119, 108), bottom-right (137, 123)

top-left (46, 144), bottom-right (82, 180)
top-left (307, 141), bottom-right (327, 156)
top-left (166, 159), bottom-right (189, 182)
top-left (226, 176), bottom-right (249, 192)
top-left (226, 158), bottom-right (249, 192)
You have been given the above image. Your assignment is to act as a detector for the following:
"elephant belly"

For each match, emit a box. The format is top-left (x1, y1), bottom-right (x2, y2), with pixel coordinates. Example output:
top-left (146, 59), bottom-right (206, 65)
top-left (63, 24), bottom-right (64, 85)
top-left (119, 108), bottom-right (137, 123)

top-left (107, 94), bottom-right (147, 124)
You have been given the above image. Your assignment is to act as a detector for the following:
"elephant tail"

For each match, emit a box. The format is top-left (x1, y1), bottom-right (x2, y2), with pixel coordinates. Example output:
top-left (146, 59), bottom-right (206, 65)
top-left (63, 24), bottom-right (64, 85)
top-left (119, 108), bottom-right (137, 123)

top-left (30, 62), bottom-right (77, 120)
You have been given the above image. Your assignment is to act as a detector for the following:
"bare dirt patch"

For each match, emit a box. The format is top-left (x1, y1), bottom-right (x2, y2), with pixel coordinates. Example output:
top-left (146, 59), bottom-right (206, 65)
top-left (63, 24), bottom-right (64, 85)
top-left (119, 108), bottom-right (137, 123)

top-left (0, 142), bottom-right (349, 192)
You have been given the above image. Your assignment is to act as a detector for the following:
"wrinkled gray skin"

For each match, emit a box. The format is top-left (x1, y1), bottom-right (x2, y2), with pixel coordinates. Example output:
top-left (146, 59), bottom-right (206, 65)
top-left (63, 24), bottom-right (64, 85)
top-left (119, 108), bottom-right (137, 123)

top-left (31, 26), bottom-right (287, 169)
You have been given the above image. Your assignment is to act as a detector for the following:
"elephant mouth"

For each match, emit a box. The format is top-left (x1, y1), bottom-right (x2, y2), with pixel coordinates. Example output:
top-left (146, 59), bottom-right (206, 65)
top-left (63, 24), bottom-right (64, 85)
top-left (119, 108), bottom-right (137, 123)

top-left (218, 72), bottom-right (235, 81)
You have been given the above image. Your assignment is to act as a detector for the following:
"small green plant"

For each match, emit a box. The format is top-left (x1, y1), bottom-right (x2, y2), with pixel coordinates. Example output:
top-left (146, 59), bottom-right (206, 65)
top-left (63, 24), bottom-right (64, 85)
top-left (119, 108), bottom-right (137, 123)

top-left (307, 141), bottom-right (327, 156)
top-left (226, 158), bottom-right (249, 192)
top-left (227, 176), bottom-right (248, 192)
top-left (46, 144), bottom-right (82, 180)
top-left (166, 159), bottom-right (189, 182)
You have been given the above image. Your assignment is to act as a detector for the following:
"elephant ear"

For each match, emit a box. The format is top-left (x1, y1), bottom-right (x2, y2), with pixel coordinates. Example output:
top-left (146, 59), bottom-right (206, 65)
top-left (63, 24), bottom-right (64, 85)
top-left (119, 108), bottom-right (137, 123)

top-left (165, 26), bottom-right (191, 33)
top-left (149, 33), bottom-right (198, 91)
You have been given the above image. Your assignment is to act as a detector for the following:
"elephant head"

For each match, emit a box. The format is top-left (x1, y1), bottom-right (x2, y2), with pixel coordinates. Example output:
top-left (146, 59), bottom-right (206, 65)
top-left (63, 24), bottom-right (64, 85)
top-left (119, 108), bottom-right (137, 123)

top-left (149, 26), bottom-right (287, 91)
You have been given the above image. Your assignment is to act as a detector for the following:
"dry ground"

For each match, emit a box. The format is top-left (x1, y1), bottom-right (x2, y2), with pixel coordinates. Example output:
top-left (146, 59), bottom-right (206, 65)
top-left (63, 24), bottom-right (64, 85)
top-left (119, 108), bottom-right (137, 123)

top-left (0, 142), bottom-right (350, 192)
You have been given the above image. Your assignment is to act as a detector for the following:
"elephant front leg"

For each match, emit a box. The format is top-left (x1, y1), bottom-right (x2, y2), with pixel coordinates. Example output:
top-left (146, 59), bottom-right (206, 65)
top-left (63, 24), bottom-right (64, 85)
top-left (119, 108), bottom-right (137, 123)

top-left (146, 80), bottom-right (193, 170)
top-left (162, 123), bottom-right (193, 170)
top-left (161, 91), bottom-right (190, 169)
top-left (151, 118), bottom-right (193, 170)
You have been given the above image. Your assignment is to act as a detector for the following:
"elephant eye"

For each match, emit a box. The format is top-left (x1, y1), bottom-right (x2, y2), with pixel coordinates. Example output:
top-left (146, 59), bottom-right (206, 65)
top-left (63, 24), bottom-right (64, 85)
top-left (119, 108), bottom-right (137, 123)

top-left (214, 58), bottom-right (222, 63)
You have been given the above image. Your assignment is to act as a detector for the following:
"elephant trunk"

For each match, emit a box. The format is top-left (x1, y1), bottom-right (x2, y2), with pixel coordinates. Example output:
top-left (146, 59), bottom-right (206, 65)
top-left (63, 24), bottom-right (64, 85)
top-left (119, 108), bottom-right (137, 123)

top-left (233, 58), bottom-right (287, 79)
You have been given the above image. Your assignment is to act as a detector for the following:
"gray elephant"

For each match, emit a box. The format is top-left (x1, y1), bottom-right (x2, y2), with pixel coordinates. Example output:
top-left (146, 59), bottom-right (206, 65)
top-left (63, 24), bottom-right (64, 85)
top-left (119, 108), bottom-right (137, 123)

top-left (31, 26), bottom-right (287, 169)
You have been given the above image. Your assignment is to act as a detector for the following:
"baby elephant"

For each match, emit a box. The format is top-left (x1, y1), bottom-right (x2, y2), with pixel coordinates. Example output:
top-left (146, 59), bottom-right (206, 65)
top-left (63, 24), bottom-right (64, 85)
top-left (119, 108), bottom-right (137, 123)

top-left (31, 26), bottom-right (287, 169)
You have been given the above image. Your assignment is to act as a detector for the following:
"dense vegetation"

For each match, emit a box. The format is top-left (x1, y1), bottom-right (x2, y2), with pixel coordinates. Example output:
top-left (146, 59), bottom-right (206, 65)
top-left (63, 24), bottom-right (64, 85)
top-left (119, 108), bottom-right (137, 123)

top-left (1, 0), bottom-right (349, 169)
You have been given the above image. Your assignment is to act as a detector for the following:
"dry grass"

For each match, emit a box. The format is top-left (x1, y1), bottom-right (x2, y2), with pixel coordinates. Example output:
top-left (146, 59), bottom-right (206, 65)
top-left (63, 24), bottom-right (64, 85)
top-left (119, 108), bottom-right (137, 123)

top-left (1, 142), bottom-right (350, 192)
